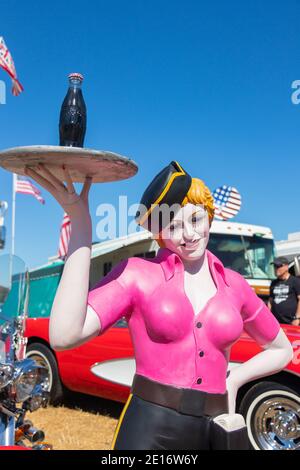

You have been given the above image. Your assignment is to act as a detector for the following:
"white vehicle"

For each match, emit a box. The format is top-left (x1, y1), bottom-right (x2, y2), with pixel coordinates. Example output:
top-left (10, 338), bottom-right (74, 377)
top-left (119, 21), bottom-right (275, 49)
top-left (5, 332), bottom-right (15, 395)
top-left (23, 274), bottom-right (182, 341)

top-left (208, 220), bottom-right (275, 300)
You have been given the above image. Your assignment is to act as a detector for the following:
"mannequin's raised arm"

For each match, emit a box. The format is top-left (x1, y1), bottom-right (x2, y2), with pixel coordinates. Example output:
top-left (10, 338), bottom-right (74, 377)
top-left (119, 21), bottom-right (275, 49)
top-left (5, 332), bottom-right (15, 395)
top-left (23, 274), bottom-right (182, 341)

top-left (24, 164), bottom-right (101, 350)
top-left (49, 215), bottom-right (102, 350)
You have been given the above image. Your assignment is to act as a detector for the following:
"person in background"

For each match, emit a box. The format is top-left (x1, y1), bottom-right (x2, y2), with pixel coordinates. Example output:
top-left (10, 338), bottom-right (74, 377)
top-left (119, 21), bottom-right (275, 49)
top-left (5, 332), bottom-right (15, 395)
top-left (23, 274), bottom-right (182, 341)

top-left (268, 256), bottom-right (300, 326)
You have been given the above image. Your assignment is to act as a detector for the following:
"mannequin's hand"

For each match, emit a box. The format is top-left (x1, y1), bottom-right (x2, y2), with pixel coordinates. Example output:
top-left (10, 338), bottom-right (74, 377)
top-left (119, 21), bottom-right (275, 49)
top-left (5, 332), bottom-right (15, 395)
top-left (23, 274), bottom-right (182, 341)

top-left (24, 164), bottom-right (92, 222)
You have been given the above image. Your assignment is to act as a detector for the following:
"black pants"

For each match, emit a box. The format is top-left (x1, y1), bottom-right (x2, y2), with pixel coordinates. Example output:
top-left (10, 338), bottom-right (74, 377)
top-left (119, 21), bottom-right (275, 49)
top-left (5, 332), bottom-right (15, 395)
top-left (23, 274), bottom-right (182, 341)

top-left (113, 394), bottom-right (218, 450)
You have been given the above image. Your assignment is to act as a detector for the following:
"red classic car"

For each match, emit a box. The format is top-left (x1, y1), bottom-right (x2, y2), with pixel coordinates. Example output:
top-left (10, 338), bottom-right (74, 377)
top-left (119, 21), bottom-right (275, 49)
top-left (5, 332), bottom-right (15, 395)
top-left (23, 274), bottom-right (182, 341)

top-left (24, 229), bottom-right (300, 450)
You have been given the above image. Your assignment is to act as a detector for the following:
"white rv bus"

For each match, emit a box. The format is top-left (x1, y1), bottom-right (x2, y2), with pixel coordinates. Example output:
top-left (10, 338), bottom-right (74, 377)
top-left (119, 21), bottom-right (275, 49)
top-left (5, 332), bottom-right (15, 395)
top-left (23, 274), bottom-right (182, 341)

top-left (86, 220), bottom-right (276, 302)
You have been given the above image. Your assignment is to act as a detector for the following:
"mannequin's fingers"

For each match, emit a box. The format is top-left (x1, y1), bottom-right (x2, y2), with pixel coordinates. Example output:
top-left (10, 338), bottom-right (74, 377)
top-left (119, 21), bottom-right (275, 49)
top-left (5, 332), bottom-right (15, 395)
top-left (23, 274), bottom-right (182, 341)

top-left (38, 164), bottom-right (66, 191)
top-left (80, 176), bottom-right (93, 200)
top-left (24, 167), bottom-right (56, 193)
top-left (62, 165), bottom-right (76, 194)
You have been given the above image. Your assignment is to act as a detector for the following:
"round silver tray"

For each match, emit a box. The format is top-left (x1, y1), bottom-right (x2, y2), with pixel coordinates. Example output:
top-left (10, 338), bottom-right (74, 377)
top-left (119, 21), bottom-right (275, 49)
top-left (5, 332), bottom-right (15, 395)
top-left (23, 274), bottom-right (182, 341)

top-left (0, 145), bottom-right (138, 183)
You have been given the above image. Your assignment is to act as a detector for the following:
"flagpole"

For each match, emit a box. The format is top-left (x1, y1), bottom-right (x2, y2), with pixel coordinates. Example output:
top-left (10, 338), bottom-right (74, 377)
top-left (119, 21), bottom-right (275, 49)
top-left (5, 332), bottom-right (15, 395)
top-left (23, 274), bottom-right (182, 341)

top-left (11, 173), bottom-right (16, 256)
top-left (8, 173), bottom-right (16, 287)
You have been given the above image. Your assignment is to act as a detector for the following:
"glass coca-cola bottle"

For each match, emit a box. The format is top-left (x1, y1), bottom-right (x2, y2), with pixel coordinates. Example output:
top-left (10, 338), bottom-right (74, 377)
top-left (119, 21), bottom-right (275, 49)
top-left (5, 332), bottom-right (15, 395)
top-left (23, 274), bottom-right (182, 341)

top-left (59, 73), bottom-right (87, 147)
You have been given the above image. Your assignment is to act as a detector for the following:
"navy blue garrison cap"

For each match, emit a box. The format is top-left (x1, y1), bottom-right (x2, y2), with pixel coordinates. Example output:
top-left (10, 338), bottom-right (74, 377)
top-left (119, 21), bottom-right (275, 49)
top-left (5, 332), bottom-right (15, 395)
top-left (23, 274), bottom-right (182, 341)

top-left (135, 161), bottom-right (192, 232)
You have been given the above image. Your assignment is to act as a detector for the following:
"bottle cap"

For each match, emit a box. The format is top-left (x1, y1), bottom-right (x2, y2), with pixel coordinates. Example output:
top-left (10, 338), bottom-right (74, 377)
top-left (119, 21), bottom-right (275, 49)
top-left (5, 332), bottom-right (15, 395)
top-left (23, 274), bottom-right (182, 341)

top-left (68, 73), bottom-right (84, 82)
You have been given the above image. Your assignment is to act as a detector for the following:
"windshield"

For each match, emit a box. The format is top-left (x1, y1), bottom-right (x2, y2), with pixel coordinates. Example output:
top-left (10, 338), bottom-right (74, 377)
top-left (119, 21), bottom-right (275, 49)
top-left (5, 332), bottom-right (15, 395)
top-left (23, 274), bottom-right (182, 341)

top-left (208, 233), bottom-right (276, 280)
top-left (0, 255), bottom-right (28, 361)
top-left (0, 254), bottom-right (27, 322)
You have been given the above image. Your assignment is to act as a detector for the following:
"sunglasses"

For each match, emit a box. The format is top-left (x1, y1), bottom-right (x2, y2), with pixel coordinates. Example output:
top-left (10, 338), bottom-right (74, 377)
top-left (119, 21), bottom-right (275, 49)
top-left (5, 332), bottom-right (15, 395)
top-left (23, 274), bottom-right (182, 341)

top-left (274, 264), bottom-right (285, 268)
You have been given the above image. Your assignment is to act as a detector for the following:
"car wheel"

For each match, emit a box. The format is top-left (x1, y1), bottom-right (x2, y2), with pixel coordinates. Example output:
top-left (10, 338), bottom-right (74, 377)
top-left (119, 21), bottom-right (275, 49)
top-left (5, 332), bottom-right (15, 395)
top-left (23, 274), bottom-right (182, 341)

top-left (26, 342), bottom-right (65, 405)
top-left (239, 381), bottom-right (300, 450)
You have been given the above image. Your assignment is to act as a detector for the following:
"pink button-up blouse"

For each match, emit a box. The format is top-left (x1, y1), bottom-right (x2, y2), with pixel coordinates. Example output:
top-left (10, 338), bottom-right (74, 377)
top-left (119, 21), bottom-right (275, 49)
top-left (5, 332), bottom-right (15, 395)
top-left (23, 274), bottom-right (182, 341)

top-left (87, 248), bottom-right (280, 394)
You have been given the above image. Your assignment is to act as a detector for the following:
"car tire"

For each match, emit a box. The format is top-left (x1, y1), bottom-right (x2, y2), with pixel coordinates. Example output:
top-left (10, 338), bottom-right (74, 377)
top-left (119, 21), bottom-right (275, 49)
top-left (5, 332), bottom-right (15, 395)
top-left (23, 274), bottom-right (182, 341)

top-left (239, 381), bottom-right (300, 450)
top-left (26, 342), bottom-right (65, 405)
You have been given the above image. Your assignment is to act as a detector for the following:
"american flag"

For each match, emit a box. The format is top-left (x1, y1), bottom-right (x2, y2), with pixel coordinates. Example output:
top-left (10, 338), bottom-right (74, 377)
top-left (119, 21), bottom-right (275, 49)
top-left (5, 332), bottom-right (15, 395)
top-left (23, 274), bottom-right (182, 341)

top-left (0, 37), bottom-right (23, 96)
top-left (15, 174), bottom-right (45, 204)
top-left (213, 185), bottom-right (242, 220)
top-left (58, 212), bottom-right (71, 259)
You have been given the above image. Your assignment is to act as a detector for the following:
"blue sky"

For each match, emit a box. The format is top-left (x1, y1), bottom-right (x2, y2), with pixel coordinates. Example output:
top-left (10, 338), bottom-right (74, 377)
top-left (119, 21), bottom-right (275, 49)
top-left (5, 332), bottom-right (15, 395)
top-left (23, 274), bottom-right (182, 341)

top-left (1, 0), bottom-right (300, 269)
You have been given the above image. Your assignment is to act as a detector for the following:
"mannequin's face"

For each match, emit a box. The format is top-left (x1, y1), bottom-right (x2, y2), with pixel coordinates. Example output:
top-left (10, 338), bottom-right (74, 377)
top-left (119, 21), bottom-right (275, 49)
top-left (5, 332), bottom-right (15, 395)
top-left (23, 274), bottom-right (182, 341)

top-left (160, 203), bottom-right (210, 261)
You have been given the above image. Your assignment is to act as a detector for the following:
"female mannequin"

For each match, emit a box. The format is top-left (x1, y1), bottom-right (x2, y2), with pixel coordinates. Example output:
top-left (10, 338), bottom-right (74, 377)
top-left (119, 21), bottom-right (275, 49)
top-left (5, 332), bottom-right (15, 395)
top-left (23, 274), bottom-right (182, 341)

top-left (24, 161), bottom-right (293, 450)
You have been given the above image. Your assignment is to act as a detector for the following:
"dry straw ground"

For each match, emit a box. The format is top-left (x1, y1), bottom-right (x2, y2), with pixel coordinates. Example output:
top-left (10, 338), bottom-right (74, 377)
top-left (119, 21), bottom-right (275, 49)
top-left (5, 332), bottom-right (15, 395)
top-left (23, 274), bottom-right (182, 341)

top-left (30, 393), bottom-right (124, 450)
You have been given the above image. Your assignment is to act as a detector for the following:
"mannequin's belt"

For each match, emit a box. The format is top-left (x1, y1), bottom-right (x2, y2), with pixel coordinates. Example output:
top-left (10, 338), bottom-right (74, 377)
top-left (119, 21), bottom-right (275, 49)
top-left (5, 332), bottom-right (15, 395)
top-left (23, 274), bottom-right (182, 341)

top-left (131, 374), bottom-right (228, 417)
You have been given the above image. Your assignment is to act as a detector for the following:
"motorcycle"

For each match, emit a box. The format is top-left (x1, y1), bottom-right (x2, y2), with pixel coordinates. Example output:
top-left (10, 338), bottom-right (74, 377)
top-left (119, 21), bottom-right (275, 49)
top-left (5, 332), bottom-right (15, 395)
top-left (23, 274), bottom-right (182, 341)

top-left (0, 253), bottom-right (52, 450)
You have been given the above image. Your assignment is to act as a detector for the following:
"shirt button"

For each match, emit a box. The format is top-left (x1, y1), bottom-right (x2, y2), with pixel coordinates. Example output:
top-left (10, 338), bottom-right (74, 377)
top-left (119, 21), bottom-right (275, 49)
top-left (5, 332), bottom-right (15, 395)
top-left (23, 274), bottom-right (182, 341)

top-left (196, 322), bottom-right (202, 328)
top-left (199, 351), bottom-right (204, 357)
top-left (197, 378), bottom-right (202, 384)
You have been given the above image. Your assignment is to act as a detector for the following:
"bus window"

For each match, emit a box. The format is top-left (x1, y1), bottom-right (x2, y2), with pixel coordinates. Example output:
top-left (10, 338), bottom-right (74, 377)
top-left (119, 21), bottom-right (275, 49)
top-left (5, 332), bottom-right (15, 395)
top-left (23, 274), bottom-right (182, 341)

top-left (208, 233), bottom-right (275, 280)
top-left (145, 251), bottom-right (156, 259)
top-left (115, 317), bottom-right (128, 328)
top-left (103, 262), bottom-right (112, 276)
top-left (134, 251), bottom-right (156, 259)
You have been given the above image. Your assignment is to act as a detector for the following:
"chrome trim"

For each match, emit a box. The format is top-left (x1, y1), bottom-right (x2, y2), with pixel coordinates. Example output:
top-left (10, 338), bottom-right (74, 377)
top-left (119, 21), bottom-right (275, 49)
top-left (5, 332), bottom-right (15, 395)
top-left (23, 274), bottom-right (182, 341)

top-left (250, 394), bottom-right (300, 450)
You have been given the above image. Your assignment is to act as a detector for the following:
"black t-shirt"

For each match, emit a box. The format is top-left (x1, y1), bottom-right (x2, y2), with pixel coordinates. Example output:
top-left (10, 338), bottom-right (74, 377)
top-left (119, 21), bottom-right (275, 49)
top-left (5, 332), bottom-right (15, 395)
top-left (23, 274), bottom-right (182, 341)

top-left (270, 275), bottom-right (300, 324)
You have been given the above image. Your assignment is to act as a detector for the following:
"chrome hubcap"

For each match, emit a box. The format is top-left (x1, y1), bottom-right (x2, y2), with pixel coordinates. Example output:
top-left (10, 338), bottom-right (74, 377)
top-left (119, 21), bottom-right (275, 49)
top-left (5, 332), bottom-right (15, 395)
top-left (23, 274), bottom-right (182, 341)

top-left (253, 396), bottom-right (300, 450)
top-left (26, 352), bottom-right (52, 392)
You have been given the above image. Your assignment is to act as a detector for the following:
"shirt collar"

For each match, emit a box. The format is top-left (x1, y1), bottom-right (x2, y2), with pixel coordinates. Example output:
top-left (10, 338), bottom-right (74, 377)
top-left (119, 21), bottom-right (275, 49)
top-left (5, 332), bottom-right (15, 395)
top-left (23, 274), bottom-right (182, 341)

top-left (156, 247), bottom-right (229, 287)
